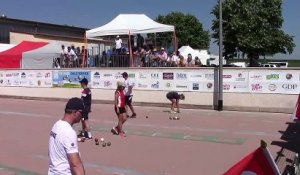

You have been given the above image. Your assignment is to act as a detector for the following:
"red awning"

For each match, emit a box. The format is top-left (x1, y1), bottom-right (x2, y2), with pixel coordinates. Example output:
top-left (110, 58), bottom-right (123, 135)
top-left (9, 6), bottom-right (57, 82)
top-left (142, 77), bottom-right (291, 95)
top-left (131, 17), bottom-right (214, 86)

top-left (0, 41), bottom-right (48, 68)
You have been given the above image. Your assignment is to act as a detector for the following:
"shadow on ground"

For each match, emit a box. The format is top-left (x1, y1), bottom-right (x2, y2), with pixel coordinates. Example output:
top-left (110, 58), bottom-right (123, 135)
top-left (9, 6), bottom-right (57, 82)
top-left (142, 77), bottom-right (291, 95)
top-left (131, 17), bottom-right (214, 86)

top-left (272, 120), bottom-right (300, 175)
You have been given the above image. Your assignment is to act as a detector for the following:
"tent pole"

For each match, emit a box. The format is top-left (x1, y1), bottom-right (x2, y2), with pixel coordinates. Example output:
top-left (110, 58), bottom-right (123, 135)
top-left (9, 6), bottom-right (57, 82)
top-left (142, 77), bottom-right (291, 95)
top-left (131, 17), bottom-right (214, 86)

top-left (128, 31), bottom-right (133, 67)
top-left (154, 33), bottom-right (157, 49)
top-left (83, 32), bottom-right (87, 68)
top-left (173, 27), bottom-right (177, 53)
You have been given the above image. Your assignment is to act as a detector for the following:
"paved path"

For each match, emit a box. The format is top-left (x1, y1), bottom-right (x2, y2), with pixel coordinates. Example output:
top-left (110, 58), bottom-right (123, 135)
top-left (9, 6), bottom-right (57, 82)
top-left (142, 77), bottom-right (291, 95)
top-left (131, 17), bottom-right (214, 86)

top-left (0, 98), bottom-right (290, 174)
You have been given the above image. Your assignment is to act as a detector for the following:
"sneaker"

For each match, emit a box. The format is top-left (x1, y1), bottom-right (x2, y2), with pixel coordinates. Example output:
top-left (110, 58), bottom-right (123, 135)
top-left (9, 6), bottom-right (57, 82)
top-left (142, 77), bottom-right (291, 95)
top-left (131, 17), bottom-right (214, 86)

top-left (77, 131), bottom-right (84, 138)
top-left (120, 131), bottom-right (126, 137)
top-left (130, 113), bottom-right (137, 118)
top-left (85, 136), bottom-right (93, 140)
top-left (111, 127), bottom-right (119, 135)
top-left (84, 132), bottom-right (92, 140)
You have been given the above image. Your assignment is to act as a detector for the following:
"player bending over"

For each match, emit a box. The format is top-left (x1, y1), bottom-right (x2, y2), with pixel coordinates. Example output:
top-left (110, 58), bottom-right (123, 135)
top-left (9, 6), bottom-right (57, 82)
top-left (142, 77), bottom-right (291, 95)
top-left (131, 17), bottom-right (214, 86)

top-left (166, 91), bottom-right (185, 113)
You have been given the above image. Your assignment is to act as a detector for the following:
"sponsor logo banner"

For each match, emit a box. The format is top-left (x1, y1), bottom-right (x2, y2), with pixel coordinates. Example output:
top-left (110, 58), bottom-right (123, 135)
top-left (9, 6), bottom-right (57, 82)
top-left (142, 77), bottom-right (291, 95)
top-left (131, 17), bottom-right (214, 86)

top-left (53, 70), bottom-right (91, 88)
top-left (163, 73), bottom-right (174, 80)
top-left (176, 73), bottom-right (188, 80)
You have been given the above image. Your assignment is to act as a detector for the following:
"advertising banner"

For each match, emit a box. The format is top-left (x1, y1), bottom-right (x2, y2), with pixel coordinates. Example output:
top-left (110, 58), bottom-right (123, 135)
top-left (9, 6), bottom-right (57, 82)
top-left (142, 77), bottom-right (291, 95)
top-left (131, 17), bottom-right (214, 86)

top-left (0, 71), bottom-right (5, 87)
top-left (248, 70), bottom-right (300, 94)
top-left (53, 70), bottom-right (91, 88)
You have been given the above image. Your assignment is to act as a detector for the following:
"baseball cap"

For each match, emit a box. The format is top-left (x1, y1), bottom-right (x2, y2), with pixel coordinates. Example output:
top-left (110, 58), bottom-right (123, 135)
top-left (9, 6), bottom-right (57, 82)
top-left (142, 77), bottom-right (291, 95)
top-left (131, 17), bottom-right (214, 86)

top-left (65, 97), bottom-right (85, 111)
top-left (121, 72), bottom-right (128, 77)
top-left (79, 78), bottom-right (88, 84)
top-left (117, 81), bottom-right (125, 87)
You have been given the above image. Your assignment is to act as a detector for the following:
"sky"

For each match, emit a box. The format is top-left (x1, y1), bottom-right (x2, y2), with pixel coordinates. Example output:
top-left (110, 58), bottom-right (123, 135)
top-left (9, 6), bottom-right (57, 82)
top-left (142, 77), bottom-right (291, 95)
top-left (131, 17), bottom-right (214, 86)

top-left (0, 0), bottom-right (299, 59)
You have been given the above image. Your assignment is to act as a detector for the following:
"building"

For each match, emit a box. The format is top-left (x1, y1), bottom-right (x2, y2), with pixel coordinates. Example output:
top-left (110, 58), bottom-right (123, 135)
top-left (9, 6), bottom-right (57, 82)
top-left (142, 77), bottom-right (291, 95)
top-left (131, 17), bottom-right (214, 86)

top-left (0, 16), bottom-right (88, 47)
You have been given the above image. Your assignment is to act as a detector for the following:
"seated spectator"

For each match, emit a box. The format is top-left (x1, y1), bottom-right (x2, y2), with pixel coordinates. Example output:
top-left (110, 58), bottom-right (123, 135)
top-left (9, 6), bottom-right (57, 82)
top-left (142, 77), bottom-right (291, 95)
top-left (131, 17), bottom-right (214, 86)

top-left (159, 47), bottom-right (168, 61)
top-left (186, 53), bottom-right (195, 67)
top-left (194, 56), bottom-right (202, 67)
top-left (169, 51), bottom-right (180, 66)
top-left (178, 55), bottom-right (186, 67)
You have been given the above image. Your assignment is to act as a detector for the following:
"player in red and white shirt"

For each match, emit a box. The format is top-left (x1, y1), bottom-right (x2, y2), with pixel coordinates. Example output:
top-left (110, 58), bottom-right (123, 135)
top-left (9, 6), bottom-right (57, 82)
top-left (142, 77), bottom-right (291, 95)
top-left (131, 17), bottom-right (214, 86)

top-left (111, 81), bottom-right (127, 137)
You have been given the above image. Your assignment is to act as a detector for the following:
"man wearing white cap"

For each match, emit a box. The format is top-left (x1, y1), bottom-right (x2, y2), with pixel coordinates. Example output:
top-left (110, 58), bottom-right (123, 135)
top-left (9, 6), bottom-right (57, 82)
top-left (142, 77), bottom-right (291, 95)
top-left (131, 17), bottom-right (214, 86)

top-left (115, 35), bottom-right (122, 54)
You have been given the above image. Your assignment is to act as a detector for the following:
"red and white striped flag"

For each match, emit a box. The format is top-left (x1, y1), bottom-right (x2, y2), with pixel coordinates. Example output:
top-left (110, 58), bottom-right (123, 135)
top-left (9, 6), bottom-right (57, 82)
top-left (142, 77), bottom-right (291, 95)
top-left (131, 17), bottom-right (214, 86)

top-left (224, 141), bottom-right (280, 175)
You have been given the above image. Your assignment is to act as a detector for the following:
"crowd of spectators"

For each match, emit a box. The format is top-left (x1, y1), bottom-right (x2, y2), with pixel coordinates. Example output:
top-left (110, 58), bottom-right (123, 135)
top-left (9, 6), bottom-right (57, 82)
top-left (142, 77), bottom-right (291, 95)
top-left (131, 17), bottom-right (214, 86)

top-left (56, 45), bottom-right (87, 68)
top-left (56, 35), bottom-right (204, 68)
top-left (97, 35), bottom-right (204, 68)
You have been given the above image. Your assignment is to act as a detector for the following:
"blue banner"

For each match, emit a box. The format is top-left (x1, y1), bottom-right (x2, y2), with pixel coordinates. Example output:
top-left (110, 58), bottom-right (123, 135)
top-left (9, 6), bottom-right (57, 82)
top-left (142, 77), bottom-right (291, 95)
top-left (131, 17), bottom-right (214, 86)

top-left (53, 70), bottom-right (91, 88)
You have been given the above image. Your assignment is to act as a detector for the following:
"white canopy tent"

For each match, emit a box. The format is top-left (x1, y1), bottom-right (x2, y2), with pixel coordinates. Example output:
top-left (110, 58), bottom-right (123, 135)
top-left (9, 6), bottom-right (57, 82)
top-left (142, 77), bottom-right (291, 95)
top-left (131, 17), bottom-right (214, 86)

top-left (86, 14), bottom-right (175, 38)
top-left (86, 14), bottom-right (176, 67)
top-left (22, 42), bottom-right (64, 69)
top-left (178, 46), bottom-right (209, 65)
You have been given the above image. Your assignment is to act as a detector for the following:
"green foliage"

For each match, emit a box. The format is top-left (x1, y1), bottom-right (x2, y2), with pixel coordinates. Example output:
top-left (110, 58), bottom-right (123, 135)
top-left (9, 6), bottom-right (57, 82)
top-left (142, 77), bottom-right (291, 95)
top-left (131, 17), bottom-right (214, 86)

top-left (154, 12), bottom-right (210, 50)
top-left (211, 0), bottom-right (295, 66)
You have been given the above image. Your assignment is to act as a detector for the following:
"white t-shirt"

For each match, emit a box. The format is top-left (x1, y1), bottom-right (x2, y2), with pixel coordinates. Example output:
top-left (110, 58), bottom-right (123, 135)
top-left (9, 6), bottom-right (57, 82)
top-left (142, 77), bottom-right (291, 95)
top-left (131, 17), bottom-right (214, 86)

top-left (124, 78), bottom-right (134, 96)
top-left (68, 49), bottom-right (78, 61)
top-left (48, 120), bottom-right (79, 175)
top-left (115, 39), bottom-right (122, 49)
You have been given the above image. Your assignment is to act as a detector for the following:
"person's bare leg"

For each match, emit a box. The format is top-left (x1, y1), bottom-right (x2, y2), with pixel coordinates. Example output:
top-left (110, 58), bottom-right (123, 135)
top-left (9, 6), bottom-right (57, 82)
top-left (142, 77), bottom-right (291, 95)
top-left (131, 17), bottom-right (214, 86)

top-left (129, 104), bottom-right (136, 117)
top-left (117, 114), bottom-right (123, 134)
top-left (171, 99), bottom-right (176, 111)
top-left (125, 105), bottom-right (129, 117)
top-left (83, 120), bottom-right (92, 138)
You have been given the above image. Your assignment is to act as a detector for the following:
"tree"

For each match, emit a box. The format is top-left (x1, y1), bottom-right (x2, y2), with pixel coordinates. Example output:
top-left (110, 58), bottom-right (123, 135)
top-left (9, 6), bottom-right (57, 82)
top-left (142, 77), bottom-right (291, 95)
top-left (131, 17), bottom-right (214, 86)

top-left (211, 0), bottom-right (295, 66)
top-left (154, 12), bottom-right (210, 50)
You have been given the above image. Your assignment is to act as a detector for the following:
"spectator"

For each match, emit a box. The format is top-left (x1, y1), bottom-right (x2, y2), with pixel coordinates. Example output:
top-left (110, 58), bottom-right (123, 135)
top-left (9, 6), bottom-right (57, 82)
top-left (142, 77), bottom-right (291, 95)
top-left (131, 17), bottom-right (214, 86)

top-left (159, 47), bottom-right (168, 61)
top-left (67, 47), bottom-right (77, 68)
top-left (194, 56), bottom-right (202, 67)
top-left (60, 45), bottom-right (68, 68)
top-left (133, 47), bottom-right (140, 67)
top-left (186, 53), bottom-right (195, 67)
top-left (150, 48), bottom-right (159, 67)
top-left (115, 35), bottom-right (122, 54)
top-left (137, 34), bottom-right (144, 49)
top-left (71, 45), bottom-right (78, 67)
top-left (158, 47), bottom-right (168, 67)
top-left (54, 60), bottom-right (61, 69)
top-left (81, 46), bottom-right (87, 67)
top-left (169, 51), bottom-right (180, 66)
top-left (178, 55), bottom-right (186, 67)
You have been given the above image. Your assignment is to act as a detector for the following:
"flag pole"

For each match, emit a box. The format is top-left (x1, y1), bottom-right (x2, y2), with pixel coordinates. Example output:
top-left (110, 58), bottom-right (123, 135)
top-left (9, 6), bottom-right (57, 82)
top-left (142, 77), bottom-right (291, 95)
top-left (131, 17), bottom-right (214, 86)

top-left (261, 140), bottom-right (281, 175)
top-left (128, 31), bottom-right (133, 67)
top-left (218, 0), bottom-right (224, 111)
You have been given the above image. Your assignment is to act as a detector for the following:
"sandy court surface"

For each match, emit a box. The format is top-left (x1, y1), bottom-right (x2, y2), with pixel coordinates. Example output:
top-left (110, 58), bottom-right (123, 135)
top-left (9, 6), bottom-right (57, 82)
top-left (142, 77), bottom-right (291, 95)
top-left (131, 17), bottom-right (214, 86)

top-left (0, 98), bottom-right (289, 175)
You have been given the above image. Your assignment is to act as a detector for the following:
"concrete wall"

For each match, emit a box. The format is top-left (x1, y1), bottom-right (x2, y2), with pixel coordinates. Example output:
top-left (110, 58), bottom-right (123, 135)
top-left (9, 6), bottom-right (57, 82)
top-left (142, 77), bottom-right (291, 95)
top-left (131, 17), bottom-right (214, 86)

top-left (0, 86), bottom-right (297, 113)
